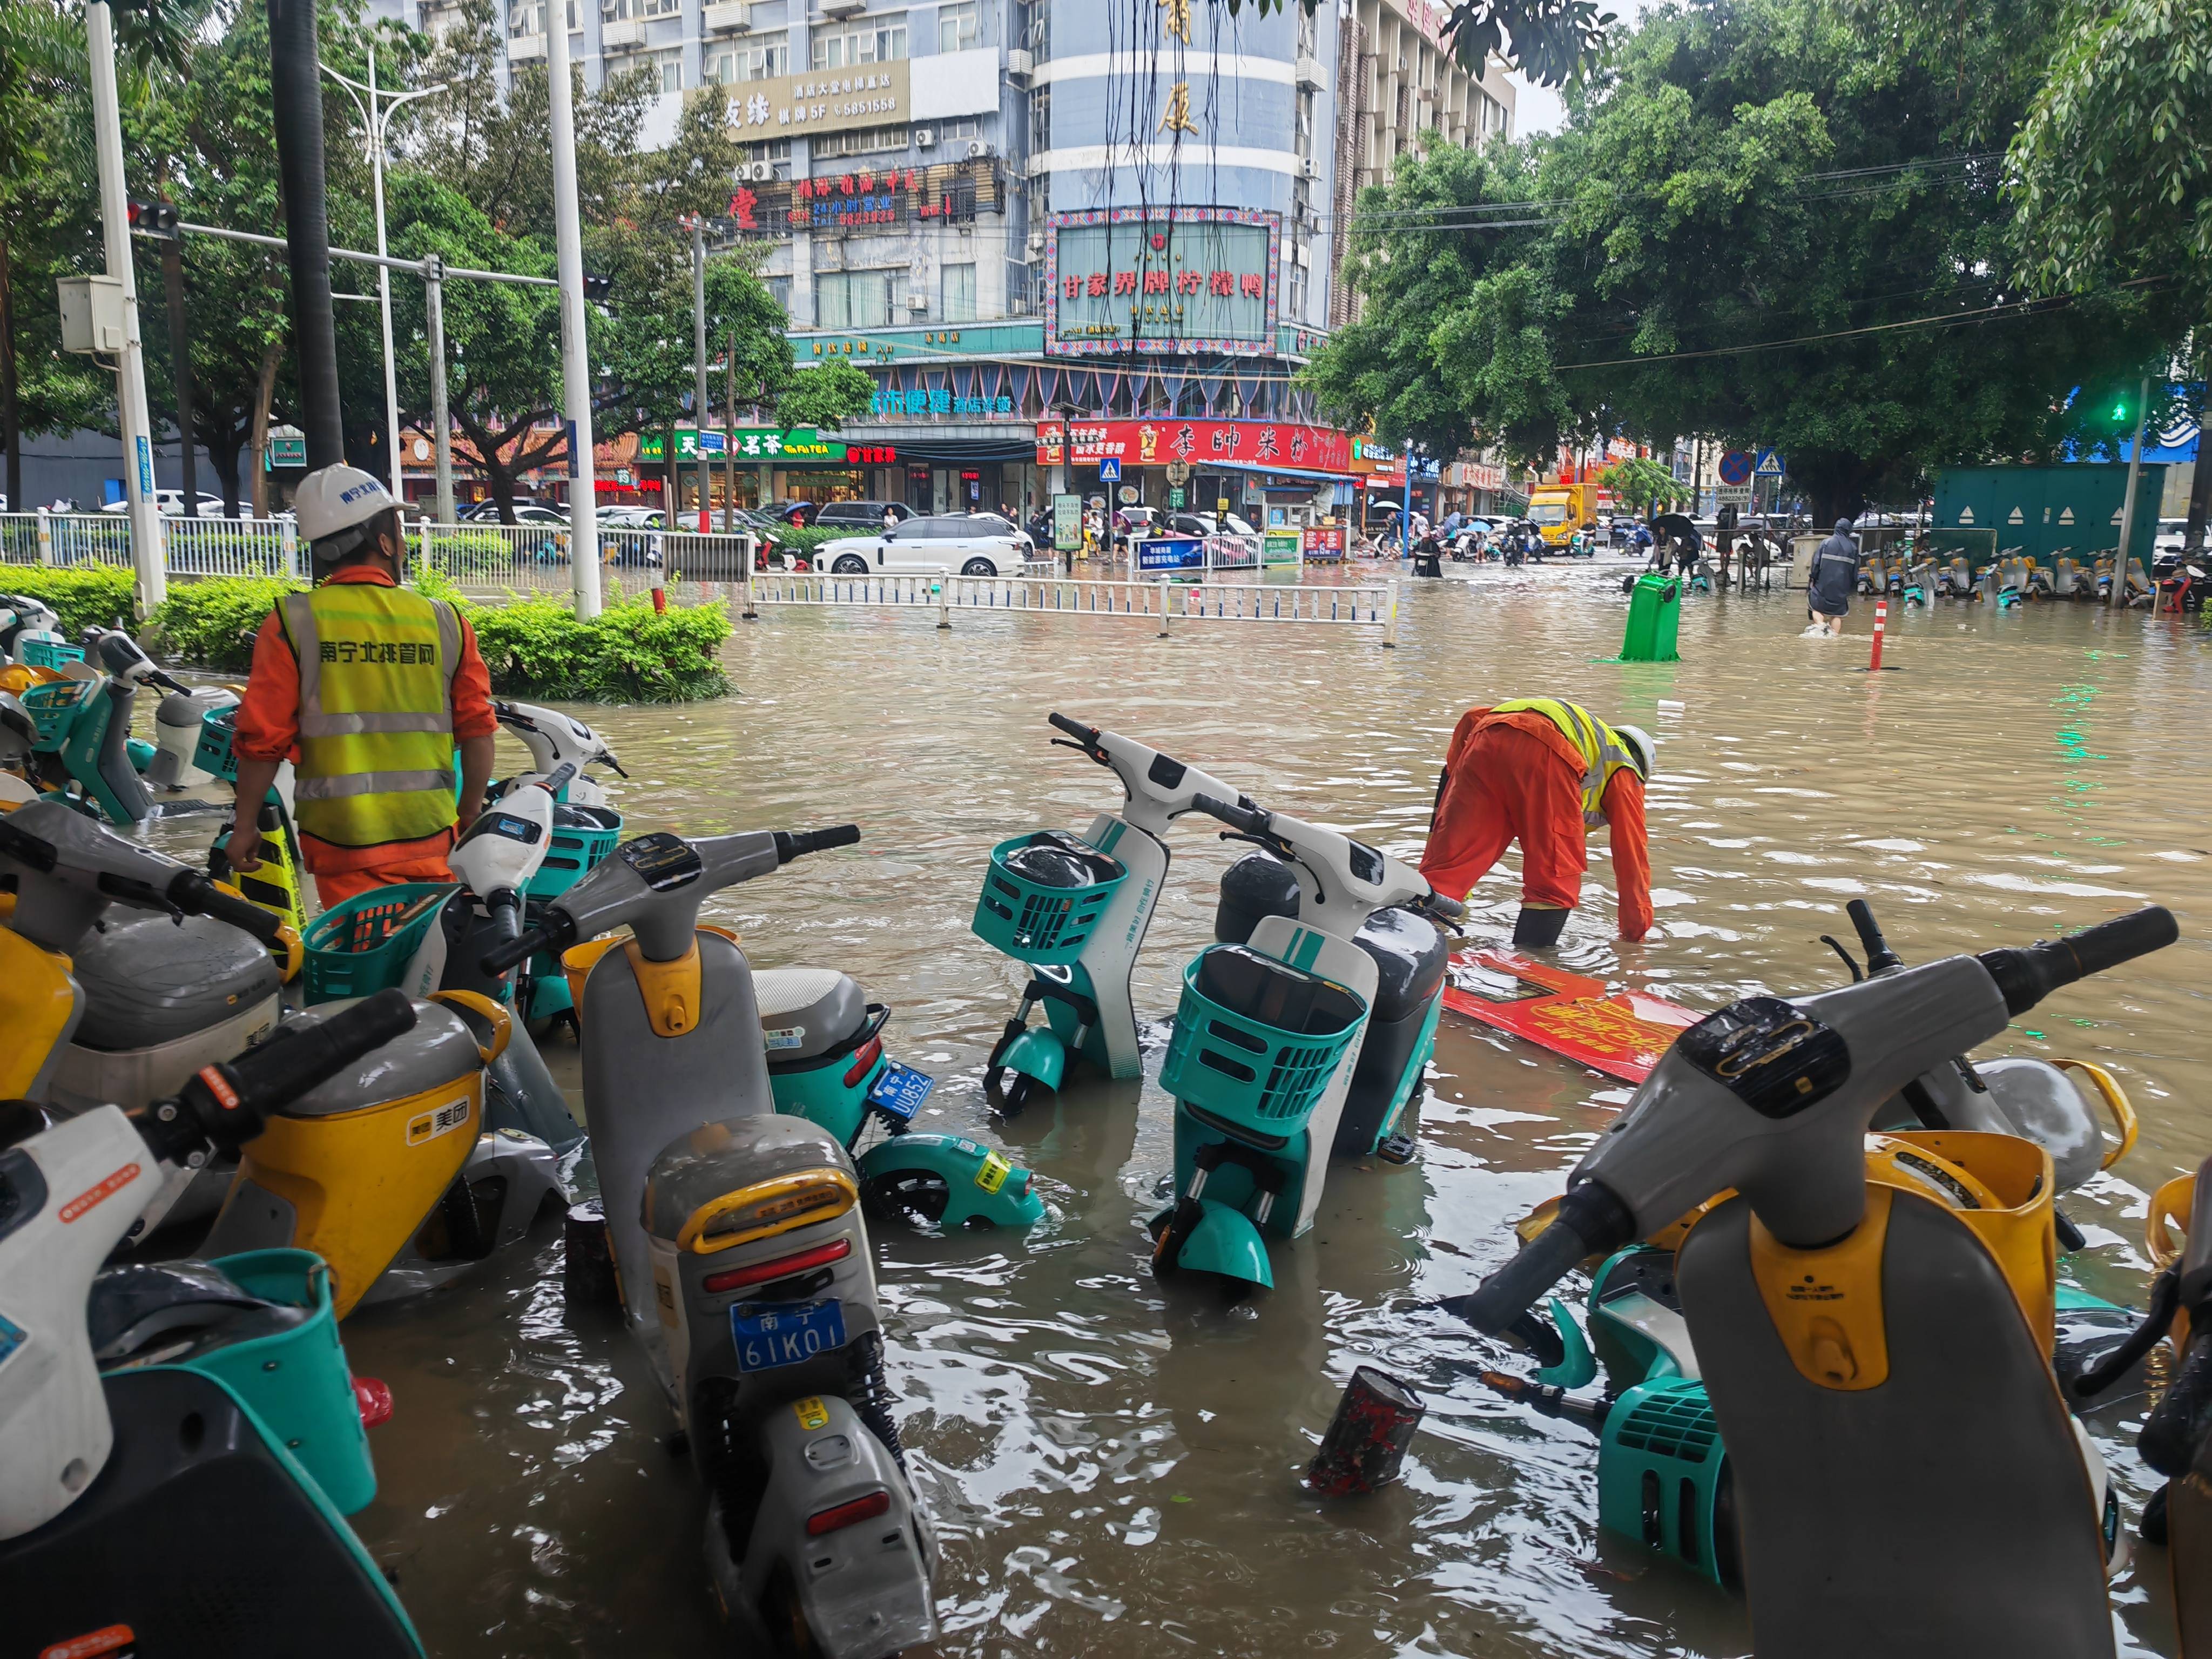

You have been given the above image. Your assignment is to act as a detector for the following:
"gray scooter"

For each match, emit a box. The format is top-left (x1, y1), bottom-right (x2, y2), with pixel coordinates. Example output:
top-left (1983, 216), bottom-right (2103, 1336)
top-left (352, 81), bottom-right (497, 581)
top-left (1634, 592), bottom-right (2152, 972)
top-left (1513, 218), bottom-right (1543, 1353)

top-left (484, 824), bottom-right (937, 1658)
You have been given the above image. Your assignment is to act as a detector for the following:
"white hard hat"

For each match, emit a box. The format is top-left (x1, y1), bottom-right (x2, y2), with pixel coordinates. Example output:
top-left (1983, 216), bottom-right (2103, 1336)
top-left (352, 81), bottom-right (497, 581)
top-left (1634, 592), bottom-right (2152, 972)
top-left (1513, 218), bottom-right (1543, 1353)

top-left (1614, 724), bottom-right (1657, 779)
top-left (294, 464), bottom-right (396, 556)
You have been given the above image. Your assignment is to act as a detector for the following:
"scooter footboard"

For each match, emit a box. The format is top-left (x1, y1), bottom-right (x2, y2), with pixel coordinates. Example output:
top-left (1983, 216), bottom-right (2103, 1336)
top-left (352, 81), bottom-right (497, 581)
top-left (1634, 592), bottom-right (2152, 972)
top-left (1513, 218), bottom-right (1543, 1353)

top-left (734, 1392), bottom-right (938, 1659)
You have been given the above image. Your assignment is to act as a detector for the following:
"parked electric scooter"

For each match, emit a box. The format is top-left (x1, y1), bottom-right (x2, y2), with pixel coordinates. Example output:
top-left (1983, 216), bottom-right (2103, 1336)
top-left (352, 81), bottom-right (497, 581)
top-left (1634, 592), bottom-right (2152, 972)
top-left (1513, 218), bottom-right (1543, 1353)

top-left (0, 799), bottom-right (292, 1135)
top-left (1441, 905), bottom-right (2178, 1657)
top-left (14, 628), bottom-right (216, 825)
top-left (1471, 897), bottom-right (2148, 1589)
top-left (490, 698), bottom-right (626, 806)
top-left (976, 712), bottom-right (1248, 1114)
top-left (1148, 792), bottom-right (1463, 1294)
top-left (200, 772), bottom-right (580, 1313)
top-left (482, 825), bottom-right (941, 1657)
top-left (1, 989), bottom-right (426, 1658)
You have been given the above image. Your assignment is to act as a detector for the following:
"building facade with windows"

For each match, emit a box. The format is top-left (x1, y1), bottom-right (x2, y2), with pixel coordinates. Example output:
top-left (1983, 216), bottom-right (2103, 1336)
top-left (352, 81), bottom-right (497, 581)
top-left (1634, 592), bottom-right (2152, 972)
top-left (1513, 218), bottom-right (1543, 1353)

top-left (387, 0), bottom-right (1512, 518)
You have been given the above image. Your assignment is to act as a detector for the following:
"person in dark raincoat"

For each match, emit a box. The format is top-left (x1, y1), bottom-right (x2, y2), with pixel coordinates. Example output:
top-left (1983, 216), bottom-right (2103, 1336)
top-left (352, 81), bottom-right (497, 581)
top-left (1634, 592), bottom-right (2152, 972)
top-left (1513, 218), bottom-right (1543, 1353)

top-left (1808, 517), bottom-right (1860, 635)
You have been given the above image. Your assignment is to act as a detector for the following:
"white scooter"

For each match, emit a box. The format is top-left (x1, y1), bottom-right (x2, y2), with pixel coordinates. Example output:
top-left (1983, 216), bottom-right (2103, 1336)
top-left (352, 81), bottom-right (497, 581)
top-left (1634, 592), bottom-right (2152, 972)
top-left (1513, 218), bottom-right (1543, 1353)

top-left (482, 825), bottom-right (939, 1657)
top-left (1149, 793), bottom-right (1462, 1291)
top-left (491, 699), bottom-right (626, 806)
top-left (0, 990), bottom-right (427, 1655)
top-left (977, 713), bottom-right (1249, 1112)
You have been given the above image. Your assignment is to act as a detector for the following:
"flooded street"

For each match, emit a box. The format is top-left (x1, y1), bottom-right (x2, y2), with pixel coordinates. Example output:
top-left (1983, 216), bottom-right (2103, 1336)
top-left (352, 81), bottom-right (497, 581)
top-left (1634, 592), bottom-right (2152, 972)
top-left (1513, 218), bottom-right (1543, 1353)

top-left (294, 559), bottom-right (2210, 1657)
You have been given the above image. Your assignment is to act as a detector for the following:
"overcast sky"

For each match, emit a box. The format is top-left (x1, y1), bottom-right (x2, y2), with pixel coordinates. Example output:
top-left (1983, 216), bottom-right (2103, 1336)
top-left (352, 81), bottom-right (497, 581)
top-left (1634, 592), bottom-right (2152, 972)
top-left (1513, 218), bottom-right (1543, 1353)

top-left (1504, 2), bottom-right (1654, 138)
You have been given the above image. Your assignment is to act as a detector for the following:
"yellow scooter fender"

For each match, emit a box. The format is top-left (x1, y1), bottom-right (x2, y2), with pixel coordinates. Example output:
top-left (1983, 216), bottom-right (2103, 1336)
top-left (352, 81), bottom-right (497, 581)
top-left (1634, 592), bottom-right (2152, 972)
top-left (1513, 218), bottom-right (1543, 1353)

top-left (203, 997), bottom-right (489, 1318)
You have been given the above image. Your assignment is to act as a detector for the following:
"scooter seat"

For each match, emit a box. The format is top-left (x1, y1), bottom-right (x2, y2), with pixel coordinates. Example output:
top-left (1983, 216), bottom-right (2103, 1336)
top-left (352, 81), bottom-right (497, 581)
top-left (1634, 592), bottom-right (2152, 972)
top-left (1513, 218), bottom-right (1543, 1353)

top-left (1214, 852), bottom-right (1449, 1022)
top-left (640, 1112), bottom-right (853, 1246)
top-left (754, 966), bottom-right (867, 1062)
top-left (69, 912), bottom-right (281, 1051)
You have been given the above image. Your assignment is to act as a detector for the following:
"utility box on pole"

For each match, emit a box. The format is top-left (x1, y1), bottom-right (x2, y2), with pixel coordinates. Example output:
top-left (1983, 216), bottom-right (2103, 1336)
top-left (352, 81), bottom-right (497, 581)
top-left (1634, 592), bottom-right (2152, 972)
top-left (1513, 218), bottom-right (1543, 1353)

top-left (57, 276), bottom-right (129, 353)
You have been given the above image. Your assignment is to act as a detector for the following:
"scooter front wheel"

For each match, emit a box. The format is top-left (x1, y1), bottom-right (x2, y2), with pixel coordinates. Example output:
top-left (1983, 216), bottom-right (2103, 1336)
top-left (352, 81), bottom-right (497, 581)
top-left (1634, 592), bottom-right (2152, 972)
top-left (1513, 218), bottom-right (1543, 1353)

top-left (984, 1068), bottom-right (1035, 1116)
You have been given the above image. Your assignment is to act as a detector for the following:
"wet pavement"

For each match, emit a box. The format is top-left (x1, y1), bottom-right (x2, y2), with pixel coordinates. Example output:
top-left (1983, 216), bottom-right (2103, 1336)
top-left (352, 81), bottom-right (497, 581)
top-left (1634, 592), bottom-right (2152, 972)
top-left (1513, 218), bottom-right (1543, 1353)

top-left (172, 556), bottom-right (2209, 1655)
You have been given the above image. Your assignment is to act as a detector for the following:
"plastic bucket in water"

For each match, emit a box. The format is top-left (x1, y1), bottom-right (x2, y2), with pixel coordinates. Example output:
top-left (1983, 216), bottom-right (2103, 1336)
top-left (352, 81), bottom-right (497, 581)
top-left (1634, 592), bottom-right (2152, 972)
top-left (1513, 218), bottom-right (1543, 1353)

top-left (183, 1249), bottom-right (377, 1514)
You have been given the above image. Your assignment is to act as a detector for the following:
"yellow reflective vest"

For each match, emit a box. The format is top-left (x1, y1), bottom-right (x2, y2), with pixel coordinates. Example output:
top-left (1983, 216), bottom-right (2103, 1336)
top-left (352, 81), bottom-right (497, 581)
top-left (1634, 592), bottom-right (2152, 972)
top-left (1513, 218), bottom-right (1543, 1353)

top-left (1492, 697), bottom-right (1641, 826)
top-left (278, 583), bottom-right (462, 848)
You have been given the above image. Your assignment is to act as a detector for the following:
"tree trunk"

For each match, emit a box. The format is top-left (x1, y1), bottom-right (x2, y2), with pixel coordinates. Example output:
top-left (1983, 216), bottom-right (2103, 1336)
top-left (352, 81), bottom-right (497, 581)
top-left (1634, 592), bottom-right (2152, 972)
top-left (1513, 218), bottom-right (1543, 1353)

top-left (203, 404), bottom-right (244, 518)
top-left (1, 236), bottom-right (19, 514)
top-left (248, 335), bottom-right (283, 517)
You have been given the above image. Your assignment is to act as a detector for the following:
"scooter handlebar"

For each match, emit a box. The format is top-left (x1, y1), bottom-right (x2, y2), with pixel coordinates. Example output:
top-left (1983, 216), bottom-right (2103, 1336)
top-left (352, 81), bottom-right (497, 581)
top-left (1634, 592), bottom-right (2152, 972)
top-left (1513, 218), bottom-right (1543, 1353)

top-left (1192, 793), bottom-right (1270, 836)
top-left (1047, 711), bottom-right (1098, 746)
top-left (1977, 906), bottom-right (2178, 1014)
top-left (774, 824), bottom-right (861, 863)
top-left (1845, 898), bottom-right (1904, 973)
top-left (481, 918), bottom-right (563, 976)
top-left (133, 987), bottom-right (417, 1164)
top-left (1445, 1182), bottom-right (1636, 1334)
top-left (168, 871), bottom-right (285, 947)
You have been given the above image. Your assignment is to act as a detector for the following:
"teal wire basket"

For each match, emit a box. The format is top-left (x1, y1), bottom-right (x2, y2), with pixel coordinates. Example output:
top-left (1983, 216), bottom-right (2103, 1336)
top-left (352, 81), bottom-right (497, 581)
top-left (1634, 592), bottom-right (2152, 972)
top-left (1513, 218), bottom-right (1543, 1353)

top-left (970, 831), bottom-right (1127, 966)
top-left (1158, 944), bottom-right (1367, 1136)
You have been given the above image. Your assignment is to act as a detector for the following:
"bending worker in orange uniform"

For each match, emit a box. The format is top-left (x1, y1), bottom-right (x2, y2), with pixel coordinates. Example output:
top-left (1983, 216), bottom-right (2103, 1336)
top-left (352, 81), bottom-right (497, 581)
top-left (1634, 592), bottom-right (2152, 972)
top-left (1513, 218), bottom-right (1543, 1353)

top-left (228, 464), bottom-right (499, 910)
top-left (1419, 698), bottom-right (1657, 947)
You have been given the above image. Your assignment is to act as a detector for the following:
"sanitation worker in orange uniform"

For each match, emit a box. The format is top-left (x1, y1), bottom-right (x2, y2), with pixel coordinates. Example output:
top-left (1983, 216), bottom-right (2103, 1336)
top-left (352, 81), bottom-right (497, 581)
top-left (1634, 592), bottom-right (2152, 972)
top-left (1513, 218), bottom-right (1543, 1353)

top-left (1419, 698), bottom-right (1657, 947)
top-left (228, 464), bottom-right (499, 911)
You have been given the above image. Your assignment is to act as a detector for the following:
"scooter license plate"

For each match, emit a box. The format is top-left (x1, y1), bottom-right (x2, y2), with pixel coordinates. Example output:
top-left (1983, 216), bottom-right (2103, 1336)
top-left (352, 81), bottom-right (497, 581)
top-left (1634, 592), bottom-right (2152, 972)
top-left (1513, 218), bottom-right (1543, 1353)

top-left (866, 1061), bottom-right (935, 1122)
top-left (732, 1299), bottom-right (848, 1373)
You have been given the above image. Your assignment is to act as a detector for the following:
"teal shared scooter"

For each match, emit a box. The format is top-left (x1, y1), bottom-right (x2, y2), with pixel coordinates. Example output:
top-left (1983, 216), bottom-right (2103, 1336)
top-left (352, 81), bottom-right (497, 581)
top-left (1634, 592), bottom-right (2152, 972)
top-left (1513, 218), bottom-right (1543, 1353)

top-left (1148, 791), bottom-right (1463, 1294)
top-left (976, 712), bottom-right (1249, 1114)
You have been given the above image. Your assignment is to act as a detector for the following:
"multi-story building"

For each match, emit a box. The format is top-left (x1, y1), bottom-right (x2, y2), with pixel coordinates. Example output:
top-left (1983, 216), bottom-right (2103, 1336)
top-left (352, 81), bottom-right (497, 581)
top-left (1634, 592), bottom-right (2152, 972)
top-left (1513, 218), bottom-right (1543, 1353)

top-left (390, 0), bottom-right (1513, 521)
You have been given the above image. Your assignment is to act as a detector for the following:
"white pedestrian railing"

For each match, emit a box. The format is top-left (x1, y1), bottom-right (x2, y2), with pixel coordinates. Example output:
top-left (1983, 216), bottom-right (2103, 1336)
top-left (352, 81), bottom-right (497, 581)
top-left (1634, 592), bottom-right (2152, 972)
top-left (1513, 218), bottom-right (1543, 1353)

top-left (728, 568), bottom-right (1399, 642)
top-left (0, 512), bottom-right (763, 599)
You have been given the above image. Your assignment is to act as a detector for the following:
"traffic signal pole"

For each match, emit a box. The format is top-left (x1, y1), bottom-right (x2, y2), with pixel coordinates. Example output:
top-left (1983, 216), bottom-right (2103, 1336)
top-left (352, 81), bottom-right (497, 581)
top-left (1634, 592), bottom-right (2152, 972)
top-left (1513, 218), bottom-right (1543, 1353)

top-left (85, 0), bottom-right (166, 611)
top-left (2113, 376), bottom-right (2150, 609)
top-left (267, 0), bottom-right (343, 473)
top-left (157, 227), bottom-right (198, 517)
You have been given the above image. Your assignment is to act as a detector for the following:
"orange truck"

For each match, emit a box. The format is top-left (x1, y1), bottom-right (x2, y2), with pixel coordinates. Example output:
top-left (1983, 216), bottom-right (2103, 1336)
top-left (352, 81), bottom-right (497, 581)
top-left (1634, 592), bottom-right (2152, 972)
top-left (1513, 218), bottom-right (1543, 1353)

top-left (1526, 480), bottom-right (1614, 548)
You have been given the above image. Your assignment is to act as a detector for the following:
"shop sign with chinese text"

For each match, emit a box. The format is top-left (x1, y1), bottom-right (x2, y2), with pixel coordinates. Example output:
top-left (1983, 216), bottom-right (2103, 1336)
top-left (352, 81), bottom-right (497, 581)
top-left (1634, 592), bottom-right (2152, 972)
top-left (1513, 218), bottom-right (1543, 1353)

top-left (721, 61), bottom-right (910, 141)
top-left (1046, 208), bottom-right (1279, 358)
top-left (1035, 418), bottom-right (1351, 475)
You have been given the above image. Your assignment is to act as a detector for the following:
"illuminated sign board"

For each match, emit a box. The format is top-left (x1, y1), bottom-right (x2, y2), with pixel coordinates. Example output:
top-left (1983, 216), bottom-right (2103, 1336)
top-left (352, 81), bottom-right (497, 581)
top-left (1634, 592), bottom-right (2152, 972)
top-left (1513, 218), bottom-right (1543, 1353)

top-left (1045, 208), bottom-right (1279, 359)
top-left (1034, 418), bottom-right (1352, 474)
top-left (638, 428), bottom-right (894, 465)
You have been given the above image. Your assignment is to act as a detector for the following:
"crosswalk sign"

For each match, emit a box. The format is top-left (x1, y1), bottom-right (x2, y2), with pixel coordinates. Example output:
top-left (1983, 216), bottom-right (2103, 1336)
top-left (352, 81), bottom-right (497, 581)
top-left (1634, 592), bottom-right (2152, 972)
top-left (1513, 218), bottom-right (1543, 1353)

top-left (1098, 457), bottom-right (1122, 482)
top-left (1754, 447), bottom-right (1784, 476)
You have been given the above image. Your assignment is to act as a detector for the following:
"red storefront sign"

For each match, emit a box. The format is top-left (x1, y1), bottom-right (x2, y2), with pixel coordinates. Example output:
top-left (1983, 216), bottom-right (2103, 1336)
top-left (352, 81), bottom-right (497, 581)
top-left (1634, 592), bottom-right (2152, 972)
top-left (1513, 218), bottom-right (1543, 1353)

top-left (1034, 419), bottom-right (1352, 474)
top-left (841, 443), bottom-right (898, 464)
top-left (1301, 524), bottom-right (1346, 558)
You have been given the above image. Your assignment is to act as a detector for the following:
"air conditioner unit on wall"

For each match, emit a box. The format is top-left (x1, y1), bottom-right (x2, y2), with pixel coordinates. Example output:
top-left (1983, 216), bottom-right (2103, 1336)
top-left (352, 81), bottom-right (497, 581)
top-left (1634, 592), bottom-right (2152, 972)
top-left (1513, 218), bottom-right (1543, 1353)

top-left (966, 140), bottom-right (991, 159)
top-left (1027, 229), bottom-right (1046, 252)
top-left (1299, 156), bottom-right (1319, 178)
top-left (1005, 48), bottom-right (1033, 78)
top-left (915, 127), bottom-right (937, 147)
top-left (907, 293), bottom-right (928, 311)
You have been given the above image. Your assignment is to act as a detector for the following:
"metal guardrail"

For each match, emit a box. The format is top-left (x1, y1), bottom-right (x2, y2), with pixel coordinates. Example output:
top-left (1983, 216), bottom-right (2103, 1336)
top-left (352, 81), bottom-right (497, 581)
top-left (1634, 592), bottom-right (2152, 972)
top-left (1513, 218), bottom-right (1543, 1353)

top-left (731, 568), bottom-right (1399, 642)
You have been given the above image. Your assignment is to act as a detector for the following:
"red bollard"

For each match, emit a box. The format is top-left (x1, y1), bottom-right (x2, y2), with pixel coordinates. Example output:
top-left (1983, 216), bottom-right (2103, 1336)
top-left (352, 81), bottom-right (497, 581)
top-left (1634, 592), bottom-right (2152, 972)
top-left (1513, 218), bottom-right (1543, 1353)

top-left (1306, 1366), bottom-right (1426, 1496)
top-left (1869, 598), bottom-right (1888, 671)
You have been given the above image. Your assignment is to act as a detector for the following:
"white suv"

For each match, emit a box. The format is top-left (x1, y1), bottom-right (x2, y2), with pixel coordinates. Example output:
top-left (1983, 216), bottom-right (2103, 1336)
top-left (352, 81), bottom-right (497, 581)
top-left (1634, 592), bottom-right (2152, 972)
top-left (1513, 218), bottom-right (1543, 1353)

top-left (820, 515), bottom-right (1027, 576)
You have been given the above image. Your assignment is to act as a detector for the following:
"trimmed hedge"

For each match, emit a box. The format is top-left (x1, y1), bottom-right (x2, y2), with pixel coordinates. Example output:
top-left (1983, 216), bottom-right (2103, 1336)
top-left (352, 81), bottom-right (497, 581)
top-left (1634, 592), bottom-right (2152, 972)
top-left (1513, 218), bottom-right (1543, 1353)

top-left (0, 565), bottom-right (732, 703)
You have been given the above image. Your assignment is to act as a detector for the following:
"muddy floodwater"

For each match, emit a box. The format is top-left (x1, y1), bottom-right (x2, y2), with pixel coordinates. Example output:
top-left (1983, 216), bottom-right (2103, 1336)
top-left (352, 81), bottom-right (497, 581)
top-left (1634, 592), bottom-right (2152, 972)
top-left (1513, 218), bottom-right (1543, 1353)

top-left (215, 560), bottom-right (2212, 1656)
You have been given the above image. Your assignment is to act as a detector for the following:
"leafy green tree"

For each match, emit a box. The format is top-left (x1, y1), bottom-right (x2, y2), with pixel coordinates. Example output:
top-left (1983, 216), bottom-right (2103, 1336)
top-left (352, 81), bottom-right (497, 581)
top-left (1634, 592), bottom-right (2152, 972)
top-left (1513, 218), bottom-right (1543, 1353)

top-left (777, 361), bottom-right (876, 431)
top-left (0, 1), bottom-right (107, 509)
top-left (1599, 456), bottom-right (1687, 516)
top-left (1309, 0), bottom-right (2186, 522)
top-left (2007, 0), bottom-right (2210, 541)
top-left (1239, 0), bottom-right (1612, 86)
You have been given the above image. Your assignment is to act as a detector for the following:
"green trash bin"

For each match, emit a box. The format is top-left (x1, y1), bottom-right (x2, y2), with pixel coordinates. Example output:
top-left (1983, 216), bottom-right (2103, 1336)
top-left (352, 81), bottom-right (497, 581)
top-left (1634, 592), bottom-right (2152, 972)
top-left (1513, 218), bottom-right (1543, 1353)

top-left (1621, 574), bottom-right (1681, 662)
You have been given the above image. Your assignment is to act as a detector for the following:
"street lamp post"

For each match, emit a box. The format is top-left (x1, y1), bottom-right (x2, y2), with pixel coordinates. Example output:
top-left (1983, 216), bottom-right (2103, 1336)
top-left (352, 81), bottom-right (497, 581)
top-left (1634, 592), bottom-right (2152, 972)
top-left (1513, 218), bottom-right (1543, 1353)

top-left (544, 2), bottom-right (603, 617)
top-left (84, 0), bottom-right (166, 612)
top-left (324, 41), bottom-right (447, 507)
top-left (686, 215), bottom-right (711, 532)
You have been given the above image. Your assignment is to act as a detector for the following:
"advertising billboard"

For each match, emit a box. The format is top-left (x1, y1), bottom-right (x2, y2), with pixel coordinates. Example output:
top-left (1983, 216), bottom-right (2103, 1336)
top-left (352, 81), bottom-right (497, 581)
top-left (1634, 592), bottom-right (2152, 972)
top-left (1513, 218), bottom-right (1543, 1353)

top-left (1046, 208), bottom-right (1279, 358)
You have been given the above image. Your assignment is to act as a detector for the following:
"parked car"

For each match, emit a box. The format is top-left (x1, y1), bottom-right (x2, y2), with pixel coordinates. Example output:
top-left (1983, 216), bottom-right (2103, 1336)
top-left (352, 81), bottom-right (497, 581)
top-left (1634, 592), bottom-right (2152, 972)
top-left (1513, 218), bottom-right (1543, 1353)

top-left (819, 515), bottom-right (1027, 576)
top-left (596, 504), bottom-right (666, 567)
top-left (955, 510), bottom-right (1036, 556)
top-left (101, 489), bottom-right (227, 518)
top-left (814, 500), bottom-right (915, 529)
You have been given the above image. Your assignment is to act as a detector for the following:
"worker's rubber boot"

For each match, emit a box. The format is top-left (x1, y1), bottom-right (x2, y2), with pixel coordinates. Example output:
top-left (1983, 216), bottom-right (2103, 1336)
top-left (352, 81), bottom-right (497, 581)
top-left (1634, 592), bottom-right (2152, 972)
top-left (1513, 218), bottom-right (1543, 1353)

top-left (1512, 906), bottom-right (1568, 948)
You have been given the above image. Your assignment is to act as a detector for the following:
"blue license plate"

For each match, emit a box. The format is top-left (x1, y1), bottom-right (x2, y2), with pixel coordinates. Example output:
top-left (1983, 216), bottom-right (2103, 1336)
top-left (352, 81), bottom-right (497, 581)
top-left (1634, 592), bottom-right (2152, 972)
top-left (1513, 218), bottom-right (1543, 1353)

top-left (731, 1298), bottom-right (848, 1373)
top-left (866, 1060), bottom-right (935, 1122)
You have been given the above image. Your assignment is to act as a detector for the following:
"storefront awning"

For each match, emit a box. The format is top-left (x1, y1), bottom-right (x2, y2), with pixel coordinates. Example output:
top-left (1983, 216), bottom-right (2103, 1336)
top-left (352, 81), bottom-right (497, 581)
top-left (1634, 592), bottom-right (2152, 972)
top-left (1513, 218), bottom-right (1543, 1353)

top-left (1210, 459), bottom-right (1359, 485)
